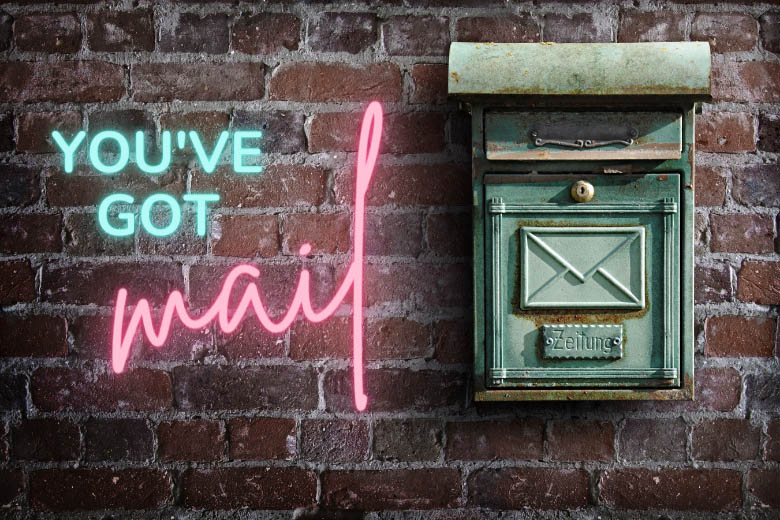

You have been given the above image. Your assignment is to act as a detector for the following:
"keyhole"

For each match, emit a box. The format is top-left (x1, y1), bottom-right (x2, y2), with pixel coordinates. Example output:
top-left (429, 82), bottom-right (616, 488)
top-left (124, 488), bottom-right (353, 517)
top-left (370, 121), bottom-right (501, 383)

top-left (571, 180), bottom-right (594, 202)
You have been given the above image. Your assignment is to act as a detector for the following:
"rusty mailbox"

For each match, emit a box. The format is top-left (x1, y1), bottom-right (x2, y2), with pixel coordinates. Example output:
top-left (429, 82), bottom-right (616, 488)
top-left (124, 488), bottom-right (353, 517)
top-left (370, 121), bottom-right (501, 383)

top-left (449, 42), bottom-right (711, 401)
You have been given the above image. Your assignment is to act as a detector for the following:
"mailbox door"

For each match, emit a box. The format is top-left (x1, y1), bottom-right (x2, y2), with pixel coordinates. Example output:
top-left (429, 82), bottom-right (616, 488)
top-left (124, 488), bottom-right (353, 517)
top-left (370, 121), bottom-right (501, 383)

top-left (484, 174), bottom-right (680, 389)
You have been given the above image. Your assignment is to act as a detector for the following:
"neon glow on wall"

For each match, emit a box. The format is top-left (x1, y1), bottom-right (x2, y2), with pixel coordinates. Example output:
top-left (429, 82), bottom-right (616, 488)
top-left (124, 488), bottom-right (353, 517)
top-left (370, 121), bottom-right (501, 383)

top-left (111, 102), bottom-right (382, 412)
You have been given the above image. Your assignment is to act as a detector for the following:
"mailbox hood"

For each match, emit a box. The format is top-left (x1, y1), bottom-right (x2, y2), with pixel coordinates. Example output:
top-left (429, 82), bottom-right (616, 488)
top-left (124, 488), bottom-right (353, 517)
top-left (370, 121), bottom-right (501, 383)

top-left (448, 42), bottom-right (711, 101)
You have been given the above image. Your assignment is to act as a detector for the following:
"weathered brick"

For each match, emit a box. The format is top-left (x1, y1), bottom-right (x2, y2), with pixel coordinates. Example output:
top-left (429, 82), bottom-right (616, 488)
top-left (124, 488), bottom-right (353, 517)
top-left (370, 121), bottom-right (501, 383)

top-left (374, 419), bottom-right (442, 462)
top-left (30, 469), bottom-right (171, 511)
top-left (270, 62), bottom-right (401, 102)
top-left (0, 12), bottom-right (11, 52)
top-left (160, 13), bottom-right (228, 53)
top-left (87, 10), bottom-right (154, 51)
top-left (16, 111), bottom-right (81, 153)
top-left (0, 422), bottom-right (6, 461)
top-left (758, 113), bottom-right (780, 152)
top-left (233, 110), bottom-right (305, 154)
top-left (322, 469), bottom-right (460, 510)
top-left (160, 111), bottom-right (229, 144)
top-left (365, 263), bottom-right (470, 307)
top-left (410, 63), bottom-right (448, 105)
top-left (696, 367), bottom-right (742, 412)
top-left (748, 470), bottom-right (780, 509)
top-left (325, 368), bottom-right (466, 412)
top-left (738, 261), bottom-right (780, 304)
top-left (64, 212), bottom-right (134, 256)
top-left (232, 14), bottom-right (300, 55)
top-left (173, 365), bottom-right (318, 411)
top-left (547, 419), bottom-right (614, 462)
top-left (181, 467), bottom-right (316, 509)
top-left (228, 417), bottom-right (295, 460)
top-left (85, 418), bottom-right (152, 462)
top-left (693, 418), bottom-right (760, 461)
top-left (0, 213), bottom-right (62, 254)
top-left (433, 319), bottom-right (471, 364)
top-left (760, 12), bottom-right (780, 54)
top-left (302, 419), bottom-right (369, 462)
top-left (0, 165), bottom-right (40, 207)
top-left (0, 469), bottom-right (22, 507)
top-left (618, 11), bottom-right (686, 42)
top-left (212, 214), bottom-right (278, 258)
top-left (308, 12), bottom-right (376, 54)
top-left (366, 318), bottom-right (430, 360)
top-left (600, 469), bottom-right (741, 511)
top-left (132, 63), bottom-right (264, 102)
top-left (710, 213), bottom-right (775, 253)
top-left (746, 372), bottom-right (780, 411)
top-left (0, 374), bottom-right (26, 411)
top-left (366, 212), bottom-right (423, 256)
top-left (544, 13), bottom-right (611, 43)
top-left (0, 113), bottom-right (13, 151)
top-left (0, 261), bottom-right (35, 305)
top-left (427, 213), bottom-right (471, 257)
top-left (713, 62), bottom-right (780, 103)
top-left (137, 210), bottom-right (208, 256)
top-left (469, 468), bottom-right (589, 509)
top-left (282, 212), bottom-right (351, 254)
top-left (695, 165), bottom-right (727, 207)
top-left (619, 418), bottom-right (686, 462)
top-left (310, 111), bottom-right (445, 154)
top-left (0, 315), bottom-right (67, 358)
top-left (695, 263), bottom-right (733, 303)
top-left (455, 15), bottom-right (539, 43)
top-left (733, 164), bottom-right (780, 207)
top-left (0, 62), bottom-right (125, 102)
top-left (290, 316), bottom-right (350, 360)
top-left (382, 16), bottom-right (449, 56)
top-left (767, 419), bottom-right (780, 461)
top-left (446, 419), bottom-right (543, 461)
top-left (15, 13), bottom-right (81, 53)
top-left (705, 315), bottom-right (777, 357)
top-left (691, 13), bottom-right (758, 52)
top-left (11, 419), bottom-right (79, 461)
top-left (217, 320), bottom-right (285, 360)
top-left (695, 211), bottom-right (708, 255)
top-left (696, 112), bottom-right (756, 153)
top-left (158, 420), bottom-right (225, 461)
top-left (31, 367), bottom-right (172, 412)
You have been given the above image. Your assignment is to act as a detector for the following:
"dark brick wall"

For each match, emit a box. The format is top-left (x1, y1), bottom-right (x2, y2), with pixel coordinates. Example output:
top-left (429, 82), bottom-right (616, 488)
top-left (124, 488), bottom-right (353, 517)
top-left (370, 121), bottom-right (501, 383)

top-left (0, 0), bottom-right (778, 517)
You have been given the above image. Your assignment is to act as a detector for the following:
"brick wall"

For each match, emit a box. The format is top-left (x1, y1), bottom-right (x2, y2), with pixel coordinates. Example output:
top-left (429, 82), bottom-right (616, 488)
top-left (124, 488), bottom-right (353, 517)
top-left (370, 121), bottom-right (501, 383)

top-left (0, 0), bottom-right (778, 516)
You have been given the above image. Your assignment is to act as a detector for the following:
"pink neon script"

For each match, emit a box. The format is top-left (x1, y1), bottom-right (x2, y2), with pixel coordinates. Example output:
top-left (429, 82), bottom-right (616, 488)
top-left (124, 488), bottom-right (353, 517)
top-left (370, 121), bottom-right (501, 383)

top-left (111, 102), bottom-right (383, 412)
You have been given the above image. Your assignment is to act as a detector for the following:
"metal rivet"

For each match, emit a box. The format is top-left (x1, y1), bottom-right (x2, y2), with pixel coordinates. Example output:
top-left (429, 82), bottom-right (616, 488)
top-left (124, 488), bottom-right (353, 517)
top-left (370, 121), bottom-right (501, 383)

top-left (545, 338), bottom-right (554, 345)
top-left (613, 337), bottom-right (622, 346)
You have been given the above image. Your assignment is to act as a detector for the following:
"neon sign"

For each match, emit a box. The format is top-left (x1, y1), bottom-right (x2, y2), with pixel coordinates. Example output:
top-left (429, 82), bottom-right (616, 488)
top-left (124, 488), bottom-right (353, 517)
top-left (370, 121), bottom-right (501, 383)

top-left (110, 102), bottom-right (383, 412)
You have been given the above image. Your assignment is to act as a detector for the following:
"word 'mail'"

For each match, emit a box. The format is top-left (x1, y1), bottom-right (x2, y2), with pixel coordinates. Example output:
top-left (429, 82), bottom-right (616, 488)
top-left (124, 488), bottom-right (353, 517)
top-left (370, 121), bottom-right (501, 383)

top-left (112, 102), bottom-right (383, 412)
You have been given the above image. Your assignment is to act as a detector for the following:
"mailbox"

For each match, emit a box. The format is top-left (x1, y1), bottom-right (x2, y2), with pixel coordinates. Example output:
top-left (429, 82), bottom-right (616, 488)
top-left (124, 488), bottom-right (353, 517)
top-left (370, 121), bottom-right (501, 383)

top-left (449, 42), bottom-right (711, 401)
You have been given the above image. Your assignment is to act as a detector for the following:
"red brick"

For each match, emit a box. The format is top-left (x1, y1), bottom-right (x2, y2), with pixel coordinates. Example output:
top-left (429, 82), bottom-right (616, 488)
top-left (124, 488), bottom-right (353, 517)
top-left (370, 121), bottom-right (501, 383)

top-left (282, 212), bottom-right (350, 254)
top-left (697, 367), bottom-right (742, 412)
top-left (173, 365), bottom-right (318, 411)
top-left (696, 112), bottom-right (756, 153)
top-left (618, 11), bottom-right (686, 42)
top-left (84, 418), bottom-right (152, 462)
top-left (334, 163), bottom-right (470, 207)
top-left (456, 15), bottom-right (539, 43)
top-left (544, 13), bottom-right (611, 43)
top-left (307, 12), bottom-right (377, 54)
top-left (410, 63), bottom-right (448, 105)
top-left (547, 419), bottom-right (614, 461)
top-left (758, 113), bottom-right (780, 152)
top-left (373, 419), bottom-right (442, 462)
top-left (738, 261), bottom-right (780, 304)
top-left (64, 212), bottom-right (134, 256)
top-left (446, 419), bottom-right (543, 461)
top-left (132, 63), bottom-right (264, 102)
top-left (0, 113), bottom-right (13, 151)
top-left (382, 16), bottom-right (449, 56)
top-left (366, 318), bottom-right (430, 360)
top-left (0, 261), bottom-right (35, 305)
top-left (233, 13), bottom-right (300, 54)
top-left (310, 111), bottom-right (445, 154)
top-left (87, 10), bottom-right (154, 51)
top-left (31, 367), bottom-right (172, 412)
top-left (137, 213), bottom-right (207, 255)
top-left (269, 62), bottom-right (401, 102)
top-left (16, 111), bottom-right (81, 153)
top-left (229, 417), bottom-right (296, 460)
top-left (0, 374), bottom-right (26, 411)
top-left (158, 420), bottom-right (225, 461)
top-left (290, 316), bottom-right (350, 360)
top-left (468, 468), bottom-right (589, 509)
top-left (619, 418), bottom-right (687, 462)
top-left (11, 419), bottom-right (79, 461)
top-left (366, 212), bottom-right (423, 256)
top-left (433, 319), bottom-right (471, 364)
top-left (0, 61), bottom-right (125, 102)
top-left (0, 165), bottom-right (40, 208)
top-left (428, 213), bottom-right (471, 256)
top-left (749, 470), bottom-right (780, 509)
top-left (0, 469), bottom-right (22, 507)
top-left (212, 214), bottom-right (278, 258)
top-left (693, 418), bottom-right (760, 461)
top-left (0, 315), bottom-right (67, 358)
top-left (733, 164), bottom-right (780, 207)
top-left (217, 320), bottom-right (285, 360)
top-left (322, 469), bottom-right (460, 510)
top-left (233, 110), bottom-right (305, 154)
top-left (695, 263), bottom-right (733, 303)
top-left (160, 13), bottom-right (228, 53)
top-left (15, 13), bottom-right (81, 53)
top-left (0, 213), bottom-right (62, 254)
top-left (713, 62), bottom-right (780, 103)
top-left (600, 469), bottom-right (741, 511)
top-left (710, 213), bottom-right (774, 253)
top-left (324, 368), bottom-right (466, 412)
top-left (695, 166), bottom-right (727, 206)
top-left (192, 164), bottom-right (325, 208)
top-left (767, 419), bottom-right (780, 461)
top-left (30, 469), bottom-right (171, 511)
top-left (691, 13), bottom-right (758, 53)
top-left (705, 315), bottom-right (777, 357)
top-left (760, 12), bottom-right (780, 54)
top-left (302, 419), bottom-right (369, 462)
top-left (0, 13), bottom-right (10, 52)
top-left (181, 467), bottom-right (316, 510)
top-left (160, 111), bottom-right (229, 144)
top-left (42, 262), bottom-right (182, 305)
top-left (365, 263), bottom-right (470, 307)
top-left (746, 372), bottom-right (780, 411)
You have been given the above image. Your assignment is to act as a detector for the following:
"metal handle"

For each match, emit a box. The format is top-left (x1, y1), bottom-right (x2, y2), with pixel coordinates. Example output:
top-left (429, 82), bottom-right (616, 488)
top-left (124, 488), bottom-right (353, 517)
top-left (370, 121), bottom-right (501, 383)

top-left (531, 128), bottom-right (638, 149)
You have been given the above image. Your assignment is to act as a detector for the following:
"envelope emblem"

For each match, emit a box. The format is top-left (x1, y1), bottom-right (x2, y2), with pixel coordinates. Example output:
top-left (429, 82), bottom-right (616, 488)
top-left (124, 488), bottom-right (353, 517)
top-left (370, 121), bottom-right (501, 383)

top-left (520, 226), bottom-right (645, 309)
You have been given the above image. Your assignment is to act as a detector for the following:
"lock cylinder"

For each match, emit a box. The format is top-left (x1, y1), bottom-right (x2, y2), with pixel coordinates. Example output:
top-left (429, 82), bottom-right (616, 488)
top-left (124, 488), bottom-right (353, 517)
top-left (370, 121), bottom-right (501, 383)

top-left (571, 180), bottom-right (595, 202)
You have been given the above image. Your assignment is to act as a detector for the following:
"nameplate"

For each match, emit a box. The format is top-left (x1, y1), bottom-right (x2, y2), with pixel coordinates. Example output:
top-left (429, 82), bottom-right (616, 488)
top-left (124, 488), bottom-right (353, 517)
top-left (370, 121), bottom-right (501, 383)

top-left (541, 324), bottom-right (623, 360)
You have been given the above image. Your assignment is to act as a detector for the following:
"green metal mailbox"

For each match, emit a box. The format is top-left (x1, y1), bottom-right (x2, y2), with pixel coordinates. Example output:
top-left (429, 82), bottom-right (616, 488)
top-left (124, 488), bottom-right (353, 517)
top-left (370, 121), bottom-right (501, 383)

top-left (449, 42), bottom-right (711, 401)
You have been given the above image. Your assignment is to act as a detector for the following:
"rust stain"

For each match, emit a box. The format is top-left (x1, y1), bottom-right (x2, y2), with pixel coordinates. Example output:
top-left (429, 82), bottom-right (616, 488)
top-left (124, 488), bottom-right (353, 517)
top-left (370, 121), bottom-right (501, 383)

top-left (658, 174), bottom-right (668, 181)
top-left (450, 71), bottom-right (461, 83)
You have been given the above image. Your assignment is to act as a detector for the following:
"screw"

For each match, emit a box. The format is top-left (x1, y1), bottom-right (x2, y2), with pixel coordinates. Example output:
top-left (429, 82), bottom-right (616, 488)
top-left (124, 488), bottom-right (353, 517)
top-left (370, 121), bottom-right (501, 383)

top-left (545, 338), bottom-right (554, 345)
top-left (613, 337), bottom-right (622, 346)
